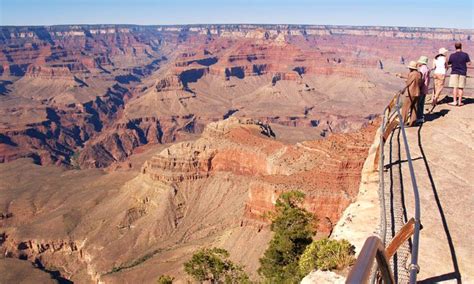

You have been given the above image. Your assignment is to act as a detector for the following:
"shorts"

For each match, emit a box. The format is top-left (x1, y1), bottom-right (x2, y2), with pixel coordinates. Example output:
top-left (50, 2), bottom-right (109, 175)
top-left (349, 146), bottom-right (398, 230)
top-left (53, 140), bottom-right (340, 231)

top-left (449, 74), bottom-right (467, 89)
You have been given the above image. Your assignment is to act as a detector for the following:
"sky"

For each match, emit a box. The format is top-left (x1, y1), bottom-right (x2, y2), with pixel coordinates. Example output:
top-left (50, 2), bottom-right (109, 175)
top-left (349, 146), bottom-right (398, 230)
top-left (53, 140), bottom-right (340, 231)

top-left (1, 0), bottom-right (473, 29)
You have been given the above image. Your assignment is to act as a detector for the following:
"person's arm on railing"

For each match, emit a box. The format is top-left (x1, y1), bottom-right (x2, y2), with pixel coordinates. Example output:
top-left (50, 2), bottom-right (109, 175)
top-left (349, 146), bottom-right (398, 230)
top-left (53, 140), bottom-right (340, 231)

top-left (395, 72), bottom-right (408, 79)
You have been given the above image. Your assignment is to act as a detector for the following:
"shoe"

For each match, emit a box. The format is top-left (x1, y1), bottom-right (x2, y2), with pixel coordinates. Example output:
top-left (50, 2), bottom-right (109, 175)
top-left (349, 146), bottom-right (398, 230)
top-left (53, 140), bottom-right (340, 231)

top-left (415, 118), bottom-right (424, 125)
top-left (448, 102), bottom-right (457, 106)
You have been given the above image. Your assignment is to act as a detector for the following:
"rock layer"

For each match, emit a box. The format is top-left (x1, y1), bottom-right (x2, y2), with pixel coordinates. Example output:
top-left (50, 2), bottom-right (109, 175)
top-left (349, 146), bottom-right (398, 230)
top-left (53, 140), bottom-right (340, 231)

top-left (1, 24), bottom-right (472, 168)
top-left (142, 117), bottom-right (378, 234)
top-left (1, 117), bottom-right (377, 282)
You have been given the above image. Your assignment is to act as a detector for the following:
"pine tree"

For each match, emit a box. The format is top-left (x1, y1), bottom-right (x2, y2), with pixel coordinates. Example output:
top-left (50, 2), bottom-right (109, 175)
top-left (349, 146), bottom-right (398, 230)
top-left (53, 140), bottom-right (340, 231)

top-left (258, 190), bottom-right (316, 283)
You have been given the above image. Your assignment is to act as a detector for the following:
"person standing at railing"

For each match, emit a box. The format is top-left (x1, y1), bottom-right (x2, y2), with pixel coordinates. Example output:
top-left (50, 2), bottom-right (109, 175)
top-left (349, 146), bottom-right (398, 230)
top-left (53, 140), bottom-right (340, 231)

top-left (431, 48), bottom-right (449, 108)
top-left (397, 61), bottom-right (422, 127)
top-left (417, 56), bottom-right (430, 124)
top-left (448, 42), bottom-right (471, 106)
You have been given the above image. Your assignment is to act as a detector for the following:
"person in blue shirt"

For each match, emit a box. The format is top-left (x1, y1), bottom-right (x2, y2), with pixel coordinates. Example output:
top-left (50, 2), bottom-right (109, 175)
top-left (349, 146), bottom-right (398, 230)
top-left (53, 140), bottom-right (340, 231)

top-left (448, 42), bottom-right (471, 106)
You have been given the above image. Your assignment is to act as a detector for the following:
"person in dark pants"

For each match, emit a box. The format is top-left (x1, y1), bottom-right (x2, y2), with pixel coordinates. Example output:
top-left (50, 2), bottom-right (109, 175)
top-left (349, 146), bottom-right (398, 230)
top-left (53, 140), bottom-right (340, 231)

top-left (397, 61), bottom-right (422, 127)
top-left (416, 56), bottom-right (430, 124)
top-left (448, 42), bottom-right (471, 106)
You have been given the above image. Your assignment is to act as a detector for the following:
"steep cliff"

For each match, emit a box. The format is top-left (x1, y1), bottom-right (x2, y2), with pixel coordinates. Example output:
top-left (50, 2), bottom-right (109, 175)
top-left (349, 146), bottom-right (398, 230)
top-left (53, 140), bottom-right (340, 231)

top-left (0, 117), bottom-right (377, 282)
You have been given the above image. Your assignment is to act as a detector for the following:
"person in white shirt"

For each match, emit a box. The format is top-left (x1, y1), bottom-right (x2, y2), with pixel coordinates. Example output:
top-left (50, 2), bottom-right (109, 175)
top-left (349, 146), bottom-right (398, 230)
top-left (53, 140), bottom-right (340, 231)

top-left (431, 47), bottom-right (449, 107)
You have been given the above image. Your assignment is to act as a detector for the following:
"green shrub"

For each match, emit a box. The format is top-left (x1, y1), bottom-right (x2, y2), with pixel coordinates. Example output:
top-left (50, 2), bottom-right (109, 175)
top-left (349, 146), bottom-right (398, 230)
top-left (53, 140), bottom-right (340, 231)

top-left (258, 190), bottom-right (316, 283)
top-left (157, 275), bottom-right (174, 284)
top-left (298, 238), bottom-right (355, 275)
top-left (184, 247), bottom-right (250, 283)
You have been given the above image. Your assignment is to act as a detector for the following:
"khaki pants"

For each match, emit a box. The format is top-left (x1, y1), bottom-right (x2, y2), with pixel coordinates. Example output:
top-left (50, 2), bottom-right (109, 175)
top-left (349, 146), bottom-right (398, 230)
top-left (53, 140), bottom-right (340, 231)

top-left (432, 74), bottom-right (445, 101)
top-left (401, 95), bottom-right (418, 126)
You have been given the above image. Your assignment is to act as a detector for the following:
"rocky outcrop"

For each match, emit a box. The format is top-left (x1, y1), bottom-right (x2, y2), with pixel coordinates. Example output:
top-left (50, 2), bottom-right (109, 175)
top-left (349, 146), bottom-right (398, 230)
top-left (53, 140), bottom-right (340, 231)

top-left (0, 83), bottom-right (133, 167)
top-left (1, 235), bottom-right (103, 283)
top-left (143, 142), bottom-right (216, 183)
top-left (142, 117), bottom-right (378, 234)
top-left (301, 270), bottom-right (346, 284)
top-left (26, 65), bottom-right (75, 80)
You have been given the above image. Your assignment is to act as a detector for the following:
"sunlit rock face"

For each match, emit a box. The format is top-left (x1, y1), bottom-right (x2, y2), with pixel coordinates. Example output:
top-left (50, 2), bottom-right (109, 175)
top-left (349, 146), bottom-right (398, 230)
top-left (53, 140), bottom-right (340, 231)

top-left (142, 117), bottom-right (378, 235)
top-left (1, 24), bottom-right (471, 168)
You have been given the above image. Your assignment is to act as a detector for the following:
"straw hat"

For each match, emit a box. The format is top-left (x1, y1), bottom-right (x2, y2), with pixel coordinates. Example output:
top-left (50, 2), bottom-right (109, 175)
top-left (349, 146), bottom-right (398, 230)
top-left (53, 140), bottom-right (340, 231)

top-left (407, 61), bottom-right (418, 70)
top-left (417, 56), bottom-right (429, 65)
top-left (438, 47), bottom-right (449, 55)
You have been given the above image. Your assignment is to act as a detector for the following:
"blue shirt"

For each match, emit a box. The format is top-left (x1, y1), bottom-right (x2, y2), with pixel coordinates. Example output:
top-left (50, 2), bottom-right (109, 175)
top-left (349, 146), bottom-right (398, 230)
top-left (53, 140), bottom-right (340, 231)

top-left (448, 51), bottom-right (471, 76)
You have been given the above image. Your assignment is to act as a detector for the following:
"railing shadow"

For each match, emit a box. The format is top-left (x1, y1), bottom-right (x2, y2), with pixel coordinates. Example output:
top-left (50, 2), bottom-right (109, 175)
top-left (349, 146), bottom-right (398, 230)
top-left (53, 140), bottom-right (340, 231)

top-left (416, 124), bottom-right (462, 284)
top-left (396, 129), bottom-right (409, 225)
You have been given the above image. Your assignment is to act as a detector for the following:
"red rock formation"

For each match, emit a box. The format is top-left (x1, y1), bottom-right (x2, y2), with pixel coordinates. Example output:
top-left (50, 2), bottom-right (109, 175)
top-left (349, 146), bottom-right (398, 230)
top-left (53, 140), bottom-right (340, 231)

top-left (26, 65), bottom-right (74, 80)
top-left (142, 118), bottom-right (378, 234)
top-left (1, 24), bottom-right (472, 168)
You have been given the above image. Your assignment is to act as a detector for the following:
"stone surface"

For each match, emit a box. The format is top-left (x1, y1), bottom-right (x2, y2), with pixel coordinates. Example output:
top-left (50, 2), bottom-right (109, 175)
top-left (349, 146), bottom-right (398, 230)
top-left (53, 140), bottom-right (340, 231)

top-left (392, 99), bottom-right (474, 283)
top-left (301, 270), bottom-right (346, 284)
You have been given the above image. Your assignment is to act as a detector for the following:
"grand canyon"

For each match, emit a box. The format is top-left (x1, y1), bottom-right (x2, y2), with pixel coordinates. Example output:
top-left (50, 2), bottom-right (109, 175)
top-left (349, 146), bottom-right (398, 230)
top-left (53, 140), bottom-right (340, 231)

top-left (0, 24), bottom-right (473, 283)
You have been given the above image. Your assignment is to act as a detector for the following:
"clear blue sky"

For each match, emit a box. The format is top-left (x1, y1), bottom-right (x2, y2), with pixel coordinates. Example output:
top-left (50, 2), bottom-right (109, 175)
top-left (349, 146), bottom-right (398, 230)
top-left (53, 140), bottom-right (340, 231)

top-left (1, 0), bottom-right (473, 28)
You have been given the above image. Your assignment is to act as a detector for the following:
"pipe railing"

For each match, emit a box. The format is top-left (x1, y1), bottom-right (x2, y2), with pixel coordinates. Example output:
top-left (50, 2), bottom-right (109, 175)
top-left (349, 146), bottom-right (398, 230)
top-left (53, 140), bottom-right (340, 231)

top-left (346, 89), bottom-right (422, 284)
top-left (347, 236), bottom-right (395, 284)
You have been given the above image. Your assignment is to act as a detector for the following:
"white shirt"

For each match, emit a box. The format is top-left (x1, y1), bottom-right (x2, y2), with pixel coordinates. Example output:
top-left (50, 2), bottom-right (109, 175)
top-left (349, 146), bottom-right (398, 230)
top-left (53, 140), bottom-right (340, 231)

top-left (433, 55), bottom-right (447, 75)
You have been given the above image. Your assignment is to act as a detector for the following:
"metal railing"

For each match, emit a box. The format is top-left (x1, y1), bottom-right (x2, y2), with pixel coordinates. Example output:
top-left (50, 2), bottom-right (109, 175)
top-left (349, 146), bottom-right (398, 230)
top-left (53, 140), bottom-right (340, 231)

top-left (346, 90), bottom-right (422, 284)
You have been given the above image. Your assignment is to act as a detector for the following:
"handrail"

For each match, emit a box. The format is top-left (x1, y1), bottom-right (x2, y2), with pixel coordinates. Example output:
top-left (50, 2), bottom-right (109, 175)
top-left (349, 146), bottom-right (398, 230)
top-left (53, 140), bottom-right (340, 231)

top-left (347, 88), bottom-right (422, 283)
top-left (346, 237), bottom-right (395, 284)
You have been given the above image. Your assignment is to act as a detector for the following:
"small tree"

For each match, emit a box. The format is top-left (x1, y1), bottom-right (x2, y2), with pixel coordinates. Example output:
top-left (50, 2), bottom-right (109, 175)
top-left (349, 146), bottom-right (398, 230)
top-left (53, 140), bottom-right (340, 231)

top-left (157, 275), bottom-right (174, 284)
top-left (184, 247), bottom-right (250, 283)
top-left (298, 238), bottom-right (355, 275)
top-left (258, 190), bottom-right (316, 283)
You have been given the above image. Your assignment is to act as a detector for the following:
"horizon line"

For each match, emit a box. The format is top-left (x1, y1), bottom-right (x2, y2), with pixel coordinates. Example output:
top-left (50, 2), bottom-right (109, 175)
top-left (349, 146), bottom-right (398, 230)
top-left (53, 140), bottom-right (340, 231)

top-left (1, 23), bottom-right (473, 31)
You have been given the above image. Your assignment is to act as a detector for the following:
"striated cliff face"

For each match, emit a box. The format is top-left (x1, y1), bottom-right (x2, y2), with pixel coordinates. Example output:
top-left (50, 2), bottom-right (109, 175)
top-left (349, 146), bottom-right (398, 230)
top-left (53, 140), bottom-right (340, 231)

top-left (1, 24), bottom-right (472, 168)
top-left (0, 117), bottom-right (377, 282)
top-left (142, 117), bottom-right (377, 234)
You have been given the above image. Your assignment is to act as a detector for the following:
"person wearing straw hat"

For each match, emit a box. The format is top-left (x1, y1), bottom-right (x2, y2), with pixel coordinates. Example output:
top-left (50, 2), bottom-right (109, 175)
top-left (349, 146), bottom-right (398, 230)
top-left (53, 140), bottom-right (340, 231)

top-left (448, 42), bottom-right (471, 106)
top-left (431, 48), bottom-right (449, 108)
top-left (397, 61), bottom-right (422, 126)
top-left (416, 55), bottom-right (430, 124)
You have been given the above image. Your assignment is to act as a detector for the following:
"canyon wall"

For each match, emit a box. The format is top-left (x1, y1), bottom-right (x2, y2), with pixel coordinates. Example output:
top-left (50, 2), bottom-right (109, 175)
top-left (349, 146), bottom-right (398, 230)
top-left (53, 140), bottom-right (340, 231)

top-left (1, 117), bottom-right (378, 282)
top-left (1, 24), bottom-right (472, 168)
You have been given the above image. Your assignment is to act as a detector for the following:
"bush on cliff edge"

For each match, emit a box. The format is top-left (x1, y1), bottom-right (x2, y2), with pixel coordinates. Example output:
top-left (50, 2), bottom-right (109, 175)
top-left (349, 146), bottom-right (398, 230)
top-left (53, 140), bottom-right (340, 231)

top-left (298, 238), bottom-right (356, 276)
top-left (184, 247), bottom-right (250, 283)
top-left (258, 190), bottom-right (316, 283)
